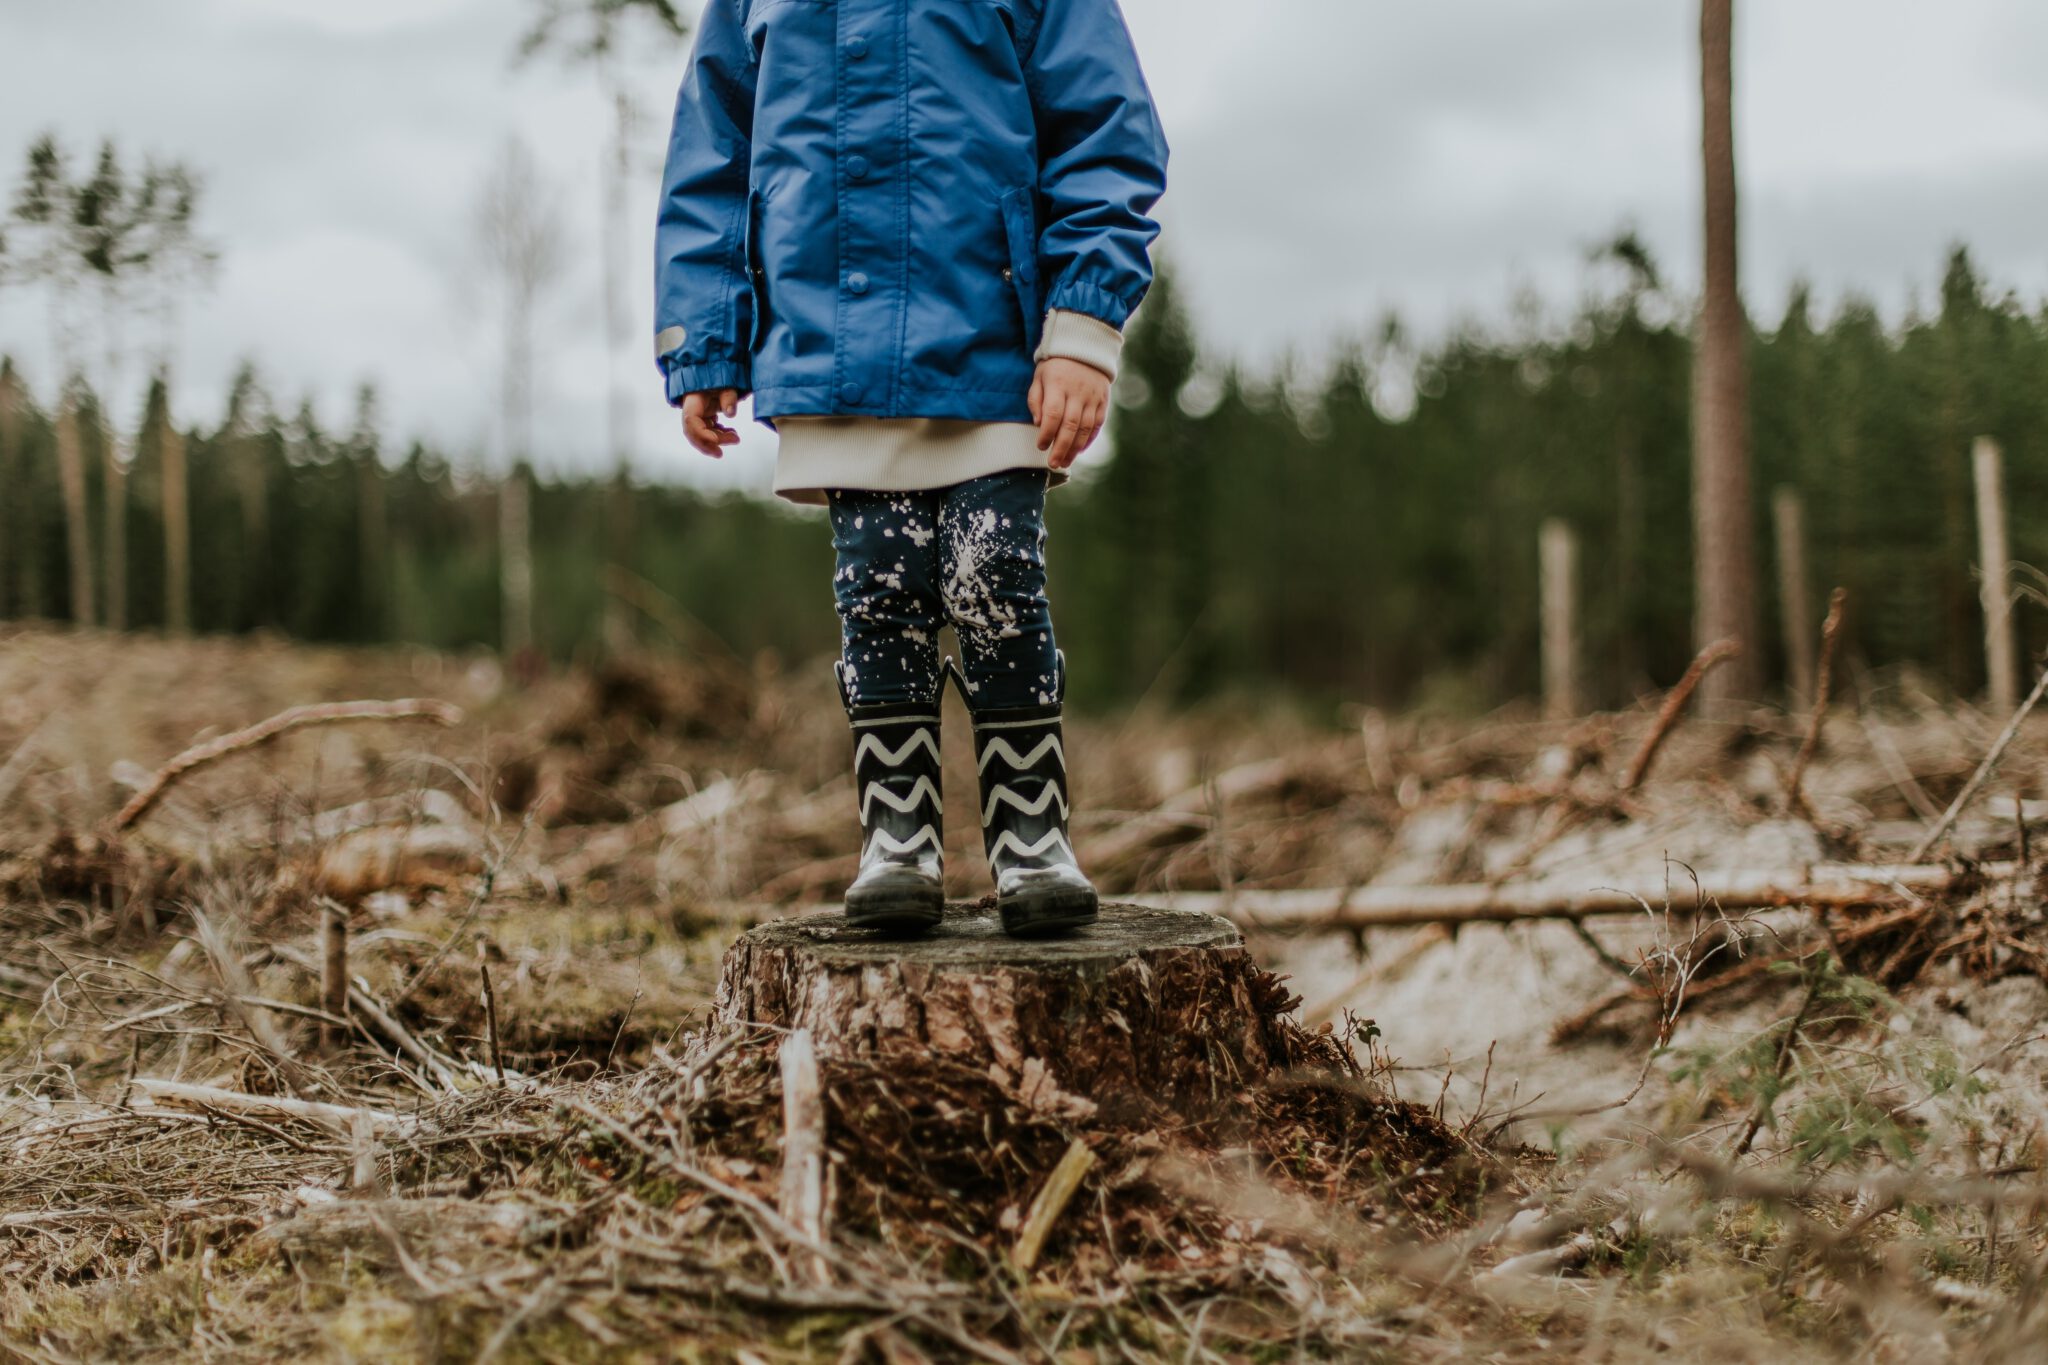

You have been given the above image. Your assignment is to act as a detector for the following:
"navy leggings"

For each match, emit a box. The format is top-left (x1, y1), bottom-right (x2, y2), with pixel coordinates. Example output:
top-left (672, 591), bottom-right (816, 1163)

top-left (827, 470), bottom-right (1059, 711)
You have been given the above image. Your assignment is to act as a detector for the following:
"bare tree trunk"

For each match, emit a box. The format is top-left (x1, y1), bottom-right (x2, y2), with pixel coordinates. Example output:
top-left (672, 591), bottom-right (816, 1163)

top-left (1540, 518), bottom-right (1580, 719)
top-left (606, 468), bottom-right (637, 654)
top-left (99, 285), bottom-right (132, 634)
top-left (1692, 0), bottom-right (1759, 704)
top-left (1772, 486), bottom-right (1813, 707)
top-left (601, 80), bottom-right (638, 657)
top-left (0, 364), bottom-right (21, 616)
top-left (500, 465), bottom-right (533, 657)
top-left (359, 457), bottom-right (387, 640)
top-left (102, 430), bottom-right (128, 632)
top-left (501, 309), bottom-right (536, 658)
top-left (234, 438), bottom-right (270, 629)
top-left (163, 415), bottom-right (191, 635)
top-left (1614, 437), bottom-right (1646, 692)
top-left (1974, 436), bottom-right (2017, 714)
top-left (54, 395), bottom-right (95, 627)
top-left (474, 136), bottom-right (560, 662)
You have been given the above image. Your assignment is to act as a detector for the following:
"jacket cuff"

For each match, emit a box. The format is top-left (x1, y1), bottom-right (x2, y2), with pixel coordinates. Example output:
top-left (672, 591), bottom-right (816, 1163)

top-left (664, 360), bottom-right (752, 406)
top-left (1043, 279), bottom-right (1136, 331)
top-left (1034, 309), bottom-right (1124, 381)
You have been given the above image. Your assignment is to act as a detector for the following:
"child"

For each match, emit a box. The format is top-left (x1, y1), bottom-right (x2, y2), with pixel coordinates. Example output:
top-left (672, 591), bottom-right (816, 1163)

top-left (655, 0), bottom-right (1167, 936)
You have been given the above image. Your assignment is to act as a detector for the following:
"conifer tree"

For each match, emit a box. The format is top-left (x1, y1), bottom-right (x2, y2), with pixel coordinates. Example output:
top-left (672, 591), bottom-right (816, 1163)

top-left (517, 0), bottom-right (690, 653)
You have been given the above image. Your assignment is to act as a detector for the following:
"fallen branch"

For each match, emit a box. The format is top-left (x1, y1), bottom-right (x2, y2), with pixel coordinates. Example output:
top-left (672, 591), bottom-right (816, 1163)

top-left (1909, 656), bottom-right (2048, 863)
top-left (777, 1029), bottom-right (829, 1285)
top-left (1619, 638), bottom-right (1741, 791)
top-left (115, 698), bottom-right (463, 832)
top-left (1013, 1137), bottom-right (1096, 1275)
top-left (1550, 902), bottom-right (1929, 1043)
top-left (130, 1077), bottom-right (414, 1137)
top-left (347, 980), bottom-right (463, 1093)
top-left (1165, 861), bottom-right (2010, 933)
top-left (1783, 589), bottom-right (1847, 816)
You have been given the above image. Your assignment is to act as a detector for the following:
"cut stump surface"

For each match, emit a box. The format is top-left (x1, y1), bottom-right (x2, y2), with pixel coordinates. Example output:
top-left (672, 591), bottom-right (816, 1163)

top-left (713, 902), bottom-right (1313, 1121)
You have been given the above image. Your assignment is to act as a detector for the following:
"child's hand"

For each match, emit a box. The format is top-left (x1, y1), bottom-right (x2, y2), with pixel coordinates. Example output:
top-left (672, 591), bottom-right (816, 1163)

top-left (681, 388), bottom-right (743, 457)
top-left (1029, 358), bottom-right (1109, 471)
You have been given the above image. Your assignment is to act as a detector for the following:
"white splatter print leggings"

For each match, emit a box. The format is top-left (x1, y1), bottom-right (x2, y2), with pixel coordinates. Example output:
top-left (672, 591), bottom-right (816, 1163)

top-left (826, 470), bottom-right (1060, 710)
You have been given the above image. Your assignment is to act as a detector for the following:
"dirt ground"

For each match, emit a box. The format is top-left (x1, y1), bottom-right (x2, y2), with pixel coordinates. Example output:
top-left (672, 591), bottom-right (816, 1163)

top-left (4, 625), bottom-right (2048, 1362)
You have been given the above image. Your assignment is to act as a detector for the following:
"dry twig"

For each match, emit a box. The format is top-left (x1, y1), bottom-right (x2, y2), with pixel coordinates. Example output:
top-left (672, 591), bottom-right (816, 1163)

top-left (115, 698), bottom-right (463, 831)
top-left (1166, 860), bottom-right (2011, 931)
top-left (1784, 588), bottom-right (1848, 816)
top-left (777, 1029), bottom-right (829, 1285)
top-left (1013, 1138), bottom-right (1097, 1275)
top-left (131, 1077), bottom-right (413, 1137)
top-left (1909, 656), bottom-right (2048, 863)
top-left (1619, 638), bottom-right (1741, 790)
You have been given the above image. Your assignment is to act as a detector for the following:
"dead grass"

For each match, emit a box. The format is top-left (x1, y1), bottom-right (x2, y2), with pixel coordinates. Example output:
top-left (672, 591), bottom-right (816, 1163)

top-left (5, 625), bottom-right (2048, 1359)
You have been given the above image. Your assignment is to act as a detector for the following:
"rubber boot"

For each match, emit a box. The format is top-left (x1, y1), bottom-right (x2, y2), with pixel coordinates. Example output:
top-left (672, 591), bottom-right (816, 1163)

top-left (970, 694), bottom-right (1098, 937)
top-left (842, 679), bottom-right (945, 934)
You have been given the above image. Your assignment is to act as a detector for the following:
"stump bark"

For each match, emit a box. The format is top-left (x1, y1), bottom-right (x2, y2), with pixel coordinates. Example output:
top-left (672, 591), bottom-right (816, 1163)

top-left (713, 902), bottom-right (1308, 1121)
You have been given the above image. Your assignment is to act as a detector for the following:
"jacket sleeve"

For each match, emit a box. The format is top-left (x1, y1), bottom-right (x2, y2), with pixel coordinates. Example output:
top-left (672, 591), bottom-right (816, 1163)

top-left (653, 0), bottom-right (758, 404)
top-left (1022, 0), bottom-right (1169, 331)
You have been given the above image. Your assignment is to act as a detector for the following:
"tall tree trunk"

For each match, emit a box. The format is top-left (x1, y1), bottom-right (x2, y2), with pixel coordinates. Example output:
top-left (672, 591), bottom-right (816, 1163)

top-left (501, 466), bottom-right (534, 657)
top-left (502, 310), bottom-right (536, 659)
top-left (0, 364), bottom-right (20, 617)
top-left (1692, 0), bottom-right (1760, 703)
top-left (102, 430), bottom-right (128, 632)
top-left (163, 417), bottom-right (192, 635)
top-left (1614, 434), bottom-right (1647, 693)
top-left (54, 394), bottom-right (95, 627)
top-left (601, 78), bottom-right (638, 656)
top-left (359, 455), bottom-right (388, 641)
top-left (234, 437), bottom-right (271, 630)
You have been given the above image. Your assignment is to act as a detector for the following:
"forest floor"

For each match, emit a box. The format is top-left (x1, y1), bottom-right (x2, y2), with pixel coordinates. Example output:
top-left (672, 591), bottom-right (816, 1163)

top-left (3, 624), bottom-right (2048, 1362)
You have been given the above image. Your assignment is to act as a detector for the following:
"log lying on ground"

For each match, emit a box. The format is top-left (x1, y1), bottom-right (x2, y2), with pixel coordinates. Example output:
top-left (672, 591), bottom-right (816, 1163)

top-left (1159, 861), bottom-right (2024, 933)
top-left (130, 1077), bottom-right (416, 1137)
top-left (713, 902), bottom-right (1312, 1122)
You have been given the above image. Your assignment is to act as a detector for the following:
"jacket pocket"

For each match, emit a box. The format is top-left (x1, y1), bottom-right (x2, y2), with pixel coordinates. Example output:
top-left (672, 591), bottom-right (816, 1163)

top-left (742, 188), bottom-right (769, 355)
top-left (998, 186), bottom-right (1042, 355)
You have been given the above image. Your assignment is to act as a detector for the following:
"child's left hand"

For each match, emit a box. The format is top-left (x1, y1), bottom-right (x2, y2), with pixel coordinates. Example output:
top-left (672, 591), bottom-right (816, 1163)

top-left (1029, 358), bottom-right (1110, 471)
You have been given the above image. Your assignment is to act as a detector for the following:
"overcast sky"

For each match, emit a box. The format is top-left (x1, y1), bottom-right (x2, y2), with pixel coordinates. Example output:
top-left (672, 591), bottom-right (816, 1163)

top-left (4, 0), bottom-right (2046, 494)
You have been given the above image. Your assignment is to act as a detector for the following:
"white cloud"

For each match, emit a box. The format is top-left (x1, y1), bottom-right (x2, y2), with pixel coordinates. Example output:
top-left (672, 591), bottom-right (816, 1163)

top-left (1, 0), bottom-right (2044, 483)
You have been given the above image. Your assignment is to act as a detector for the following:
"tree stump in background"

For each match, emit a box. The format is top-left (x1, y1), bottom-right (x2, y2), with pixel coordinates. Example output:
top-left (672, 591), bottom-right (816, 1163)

top-left (713, 902), bottom-right (1312, 1122)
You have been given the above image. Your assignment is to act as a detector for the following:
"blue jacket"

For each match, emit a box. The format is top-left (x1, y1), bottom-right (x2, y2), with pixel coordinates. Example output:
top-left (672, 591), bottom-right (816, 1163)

top-left (654, 0), bottom-right (1168, 423)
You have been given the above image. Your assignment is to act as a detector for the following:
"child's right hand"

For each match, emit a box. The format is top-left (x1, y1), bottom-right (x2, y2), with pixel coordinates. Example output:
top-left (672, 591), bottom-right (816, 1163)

top-left (681, 388), bottom-right (743, 457)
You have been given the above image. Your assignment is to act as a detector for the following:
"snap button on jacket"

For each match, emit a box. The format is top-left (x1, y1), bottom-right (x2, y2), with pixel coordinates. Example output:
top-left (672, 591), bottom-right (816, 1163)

top-left (654, 0), bottom-right (1170, 424)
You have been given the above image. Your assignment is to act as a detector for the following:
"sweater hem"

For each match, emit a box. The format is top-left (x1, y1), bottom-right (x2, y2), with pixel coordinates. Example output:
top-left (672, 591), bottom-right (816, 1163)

top-left (755, 384), bottom-right (1035, 425)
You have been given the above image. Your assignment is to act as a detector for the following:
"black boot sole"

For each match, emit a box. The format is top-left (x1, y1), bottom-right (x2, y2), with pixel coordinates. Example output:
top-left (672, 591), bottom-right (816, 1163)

top-left (998, 888), bottom-right (1099, 938)
top-left (845, 886), bottom-right (945, 935)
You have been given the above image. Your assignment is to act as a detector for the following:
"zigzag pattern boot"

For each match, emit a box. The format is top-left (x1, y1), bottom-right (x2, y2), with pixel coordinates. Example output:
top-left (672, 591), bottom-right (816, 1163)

top-left (843, 698), bottom-right (945, 934)
top-left (971, 701), bottom-right (1098, 936)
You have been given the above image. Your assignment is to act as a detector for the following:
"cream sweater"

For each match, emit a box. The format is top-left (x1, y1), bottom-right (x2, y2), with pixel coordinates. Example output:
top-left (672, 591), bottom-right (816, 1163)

top-left (771, 309), bottom-right (1123, 505)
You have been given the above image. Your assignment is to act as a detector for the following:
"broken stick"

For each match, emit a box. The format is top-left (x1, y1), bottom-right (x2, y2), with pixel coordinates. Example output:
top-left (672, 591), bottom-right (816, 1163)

top-left (1783, 588), bottom-right (1848, 816)
top-left (1014, 1137), bottom-right (1097, 1274)
top-left (1908, 656), bottom-right (2048, 864)
top-left (1167, 860), bottom-right (2017, 932)
top-left (115, 698), bottom-right (463, 831)
top-left (1620, 638), bottom-right (1741, 791)
top-left (778, 1028), bottom-right (829, 1285)
top-left (132, 1077), bottom-right (413, 1137)
top-left (479, 945), bottom-right (505, 1086)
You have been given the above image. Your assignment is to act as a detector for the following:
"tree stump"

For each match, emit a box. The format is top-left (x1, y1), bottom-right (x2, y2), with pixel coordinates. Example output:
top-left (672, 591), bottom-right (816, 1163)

top-left (713, 902), bottom-right (1314, 1122)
